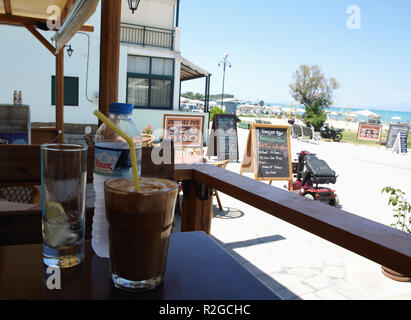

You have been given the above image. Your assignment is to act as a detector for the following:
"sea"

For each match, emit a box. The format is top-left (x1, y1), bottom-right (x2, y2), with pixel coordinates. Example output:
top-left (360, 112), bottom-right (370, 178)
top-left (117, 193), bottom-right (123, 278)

top-left (266, 103), bottom-right (411, 124)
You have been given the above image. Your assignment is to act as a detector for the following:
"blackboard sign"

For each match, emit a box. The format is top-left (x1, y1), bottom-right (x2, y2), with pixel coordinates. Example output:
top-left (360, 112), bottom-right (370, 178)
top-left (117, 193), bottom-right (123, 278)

top-left (387, 125), bottom-right (409, 149)
top-left (392, 132), bottom-right (408, 154)
top-left (240, 124), bottom-right (292, 182)
top-left (206, 114), bottom-right (239, 162)
top-left (254, 126), bottom-right (291, 180)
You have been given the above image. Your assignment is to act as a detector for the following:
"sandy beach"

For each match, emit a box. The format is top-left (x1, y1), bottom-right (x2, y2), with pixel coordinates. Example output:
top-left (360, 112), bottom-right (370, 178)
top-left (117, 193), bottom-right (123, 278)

top-left (239, 116), bottom-right (391, 131)
top-left (202, 121), bottom-right (411, 300)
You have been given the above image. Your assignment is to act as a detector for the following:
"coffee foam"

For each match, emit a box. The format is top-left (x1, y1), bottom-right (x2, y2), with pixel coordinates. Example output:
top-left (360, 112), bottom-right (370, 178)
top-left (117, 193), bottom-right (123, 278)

top-left (108, 177), bottom-right (176, 194)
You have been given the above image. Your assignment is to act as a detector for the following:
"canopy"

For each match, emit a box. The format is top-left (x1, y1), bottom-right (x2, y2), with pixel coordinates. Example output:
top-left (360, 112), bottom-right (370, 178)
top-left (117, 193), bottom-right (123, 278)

top-left (52, 0), bottom-right (99, 52)
top-left (0, 0), bottom-right (95, 32)
top-left (356, 110), bottom-right (380, 118)
top-left (180, 57), bottom-right (210, 81)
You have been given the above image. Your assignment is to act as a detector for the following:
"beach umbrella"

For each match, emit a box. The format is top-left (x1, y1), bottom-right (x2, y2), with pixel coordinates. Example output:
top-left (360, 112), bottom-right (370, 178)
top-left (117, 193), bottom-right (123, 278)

top-left (294, 108), bottom-right (306, 113)
top-left (391, 116), bottom-right (401, 120)
top-left (356, 110), bottom-right (380, 118)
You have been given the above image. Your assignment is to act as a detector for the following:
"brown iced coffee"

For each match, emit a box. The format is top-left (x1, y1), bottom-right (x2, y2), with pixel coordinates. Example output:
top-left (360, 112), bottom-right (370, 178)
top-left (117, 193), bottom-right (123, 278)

top-left (104, 177), bottom-right (178, 292)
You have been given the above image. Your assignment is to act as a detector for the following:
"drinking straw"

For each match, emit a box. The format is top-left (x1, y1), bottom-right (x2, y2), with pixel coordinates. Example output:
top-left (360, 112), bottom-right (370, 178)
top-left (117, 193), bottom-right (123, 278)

top-left (93, 110), bottom-right (140, 192)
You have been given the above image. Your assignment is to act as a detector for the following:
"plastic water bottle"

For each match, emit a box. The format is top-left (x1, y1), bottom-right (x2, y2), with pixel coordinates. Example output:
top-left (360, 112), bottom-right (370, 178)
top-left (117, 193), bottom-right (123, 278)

top-left (92, 103), bottom-right (142, 258)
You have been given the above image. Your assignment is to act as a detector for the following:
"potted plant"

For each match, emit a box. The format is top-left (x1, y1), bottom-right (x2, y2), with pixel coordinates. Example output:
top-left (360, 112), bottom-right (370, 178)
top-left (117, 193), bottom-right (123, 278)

top-left (381, 187), bottom-right (411, 282)
top-left (142, 125), bottom-right (154, 147)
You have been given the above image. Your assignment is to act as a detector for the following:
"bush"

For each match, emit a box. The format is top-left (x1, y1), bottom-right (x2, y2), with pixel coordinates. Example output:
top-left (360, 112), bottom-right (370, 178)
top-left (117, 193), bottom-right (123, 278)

top-left (382, 187), bottom-right (411, 234)
top-left (303, 111), bottom-right (327, 131)
top-left (210, 106), bottom-right (226, 122)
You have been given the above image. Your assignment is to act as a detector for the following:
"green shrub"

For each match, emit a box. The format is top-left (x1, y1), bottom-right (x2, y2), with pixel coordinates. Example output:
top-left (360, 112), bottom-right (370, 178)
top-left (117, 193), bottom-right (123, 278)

top-left (382, 187), bottom-right (411, 234)
top-left (210, 106), bottom-right (226, 122)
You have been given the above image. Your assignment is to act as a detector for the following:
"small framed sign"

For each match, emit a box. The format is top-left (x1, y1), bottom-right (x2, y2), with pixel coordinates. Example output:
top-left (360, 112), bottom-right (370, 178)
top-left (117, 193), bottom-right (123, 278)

top-left (163, 114), bottom-right (204, 148)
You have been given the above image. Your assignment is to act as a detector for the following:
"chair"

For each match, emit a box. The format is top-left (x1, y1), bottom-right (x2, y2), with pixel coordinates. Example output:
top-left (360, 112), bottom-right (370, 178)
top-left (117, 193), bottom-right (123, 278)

top-left (213, 160), bottom-right (229, 210)
top-left (0, 185), bottom-right (41, 205)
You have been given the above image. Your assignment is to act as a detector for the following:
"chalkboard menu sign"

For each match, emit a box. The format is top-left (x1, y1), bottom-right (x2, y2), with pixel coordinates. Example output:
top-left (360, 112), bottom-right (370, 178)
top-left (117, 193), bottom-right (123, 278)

top-left (240, 124), bottom-right (292, 182)
top-left (387, 124), bottom-right (409, 149)
top-left (206, 114), bottom-right (239, 162)
top-left (255, 126), bottom-right (291, 180)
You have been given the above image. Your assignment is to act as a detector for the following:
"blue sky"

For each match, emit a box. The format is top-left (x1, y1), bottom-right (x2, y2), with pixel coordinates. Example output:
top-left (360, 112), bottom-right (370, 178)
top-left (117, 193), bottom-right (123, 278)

top-left (179, 0), bottom-right (411, 111)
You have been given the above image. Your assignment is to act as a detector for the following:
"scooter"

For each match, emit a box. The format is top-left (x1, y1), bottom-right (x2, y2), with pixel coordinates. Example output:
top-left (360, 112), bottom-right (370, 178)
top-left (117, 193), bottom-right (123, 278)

top-left (320, 125), bottom-right (343, 142)
top-left (290, 151), bottom-right (339, 207)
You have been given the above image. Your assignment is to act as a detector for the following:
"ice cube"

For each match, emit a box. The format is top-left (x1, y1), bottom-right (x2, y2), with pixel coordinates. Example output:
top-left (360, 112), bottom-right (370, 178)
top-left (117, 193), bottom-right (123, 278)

top-left (44, 213), bottom-right (78, 248)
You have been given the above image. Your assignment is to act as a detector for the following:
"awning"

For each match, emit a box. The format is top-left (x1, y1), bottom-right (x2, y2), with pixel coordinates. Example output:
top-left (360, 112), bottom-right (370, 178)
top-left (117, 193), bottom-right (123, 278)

top-left (52, 0), bottom-right (99, 51)
top-left (180, 57), bottom-right (210, 81)
top-left (0, 0), bottom-right (94, 33)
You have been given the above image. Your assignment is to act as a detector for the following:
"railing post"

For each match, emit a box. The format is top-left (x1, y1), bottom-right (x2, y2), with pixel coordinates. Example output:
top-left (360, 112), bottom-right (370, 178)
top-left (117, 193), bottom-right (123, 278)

top-left (142, 26), bottom-right (146, 47)
top-left (181, 179), bottom-right (213, 234)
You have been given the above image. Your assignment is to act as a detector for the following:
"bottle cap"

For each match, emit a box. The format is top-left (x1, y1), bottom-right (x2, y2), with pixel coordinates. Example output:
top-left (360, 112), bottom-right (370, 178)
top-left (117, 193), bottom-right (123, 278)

top-left (109, 103), bottom-right (133, 115)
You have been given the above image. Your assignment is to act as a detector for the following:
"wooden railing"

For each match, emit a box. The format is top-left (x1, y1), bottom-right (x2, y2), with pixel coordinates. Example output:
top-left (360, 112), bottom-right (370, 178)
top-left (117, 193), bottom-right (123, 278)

top-left (0, 146), bottom-right (410, 277)
top-left (176, 164), bottom-right (411, 277)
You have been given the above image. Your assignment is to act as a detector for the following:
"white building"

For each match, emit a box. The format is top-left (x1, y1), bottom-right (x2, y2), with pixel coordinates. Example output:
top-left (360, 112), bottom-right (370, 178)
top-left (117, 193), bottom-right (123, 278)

top-left (0, 0), bottom-right (211, 139)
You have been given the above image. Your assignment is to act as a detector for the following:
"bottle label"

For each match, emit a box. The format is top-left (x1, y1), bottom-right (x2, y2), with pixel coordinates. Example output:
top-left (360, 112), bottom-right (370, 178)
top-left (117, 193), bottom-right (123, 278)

top-left (94, 144), bottom-right (139, 177)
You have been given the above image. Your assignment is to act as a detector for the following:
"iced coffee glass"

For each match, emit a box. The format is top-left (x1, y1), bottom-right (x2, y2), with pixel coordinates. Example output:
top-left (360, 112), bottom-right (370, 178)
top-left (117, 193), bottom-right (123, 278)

top-left (41, 143), bottom-right (88, 268)
top-left (104, 177), bottom-right (178, 292)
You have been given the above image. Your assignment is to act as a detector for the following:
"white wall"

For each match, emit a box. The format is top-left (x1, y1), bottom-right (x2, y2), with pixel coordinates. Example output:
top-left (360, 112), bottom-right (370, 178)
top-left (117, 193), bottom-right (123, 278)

top-left (0, 3), bottom-right (102, 125)
top-left (121, 0), bottom-right (176, 29)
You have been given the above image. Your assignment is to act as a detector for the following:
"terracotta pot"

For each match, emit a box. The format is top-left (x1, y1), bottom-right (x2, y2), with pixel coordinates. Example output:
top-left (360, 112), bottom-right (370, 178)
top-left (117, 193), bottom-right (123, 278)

top-left (381, 266), bottom-right (411, 282)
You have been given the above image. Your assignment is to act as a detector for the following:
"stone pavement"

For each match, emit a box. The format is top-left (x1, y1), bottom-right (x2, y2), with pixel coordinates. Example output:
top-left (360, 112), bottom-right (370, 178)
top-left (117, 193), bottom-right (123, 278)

top-left (200, 130), bottom-right (411, 300)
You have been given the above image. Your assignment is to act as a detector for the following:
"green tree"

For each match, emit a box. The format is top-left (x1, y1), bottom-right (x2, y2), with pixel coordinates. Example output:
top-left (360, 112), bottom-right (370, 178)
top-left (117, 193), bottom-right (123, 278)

top-left (209, 106), bottom-right (226, 122)
top-left (289, 64), bottom-right (339, 131)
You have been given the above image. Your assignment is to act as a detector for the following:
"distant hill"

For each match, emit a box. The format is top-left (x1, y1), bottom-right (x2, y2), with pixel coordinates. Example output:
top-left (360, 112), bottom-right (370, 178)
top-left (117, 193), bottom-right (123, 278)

top-left (181, 92), bottom-right (234, 101)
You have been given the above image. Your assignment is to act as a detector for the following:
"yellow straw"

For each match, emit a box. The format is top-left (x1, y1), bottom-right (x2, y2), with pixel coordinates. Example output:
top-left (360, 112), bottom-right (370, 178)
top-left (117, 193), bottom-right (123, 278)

top-left (93, 110), bottom-right (140, 192)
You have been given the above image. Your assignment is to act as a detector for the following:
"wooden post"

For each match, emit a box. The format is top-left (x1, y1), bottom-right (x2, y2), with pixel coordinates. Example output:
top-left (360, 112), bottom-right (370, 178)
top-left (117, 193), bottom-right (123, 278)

top-left (56, 50), bottom-right (64, 143)
top-left (99, 0), bottom-right (121, 119)
top-left (181, 180), bottom-right (213, 234)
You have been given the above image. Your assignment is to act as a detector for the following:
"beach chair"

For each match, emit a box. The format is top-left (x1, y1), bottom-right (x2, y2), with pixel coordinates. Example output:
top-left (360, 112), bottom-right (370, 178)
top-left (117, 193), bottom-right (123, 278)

top-left (301, 126), bottom-right (314, 143)
top-left (292, 124), bottom-right (303, 139)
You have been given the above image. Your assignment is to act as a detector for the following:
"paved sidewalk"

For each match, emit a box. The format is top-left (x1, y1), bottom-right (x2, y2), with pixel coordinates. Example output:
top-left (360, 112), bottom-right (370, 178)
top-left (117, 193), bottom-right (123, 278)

top-left (203, 131), bottom-right (411, 300)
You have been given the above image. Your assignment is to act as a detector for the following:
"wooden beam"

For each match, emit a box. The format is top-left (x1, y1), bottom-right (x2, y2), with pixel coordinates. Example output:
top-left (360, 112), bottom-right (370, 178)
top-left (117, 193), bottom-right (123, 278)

top-left (98, 0), bottom-right (121, 118)
top-left (55, 50), bottom-right (64, 143)
top-left (0, 13), bottom-right (40, 26)
top-left (3, 0), bottom-right (11, 15)
top-left (80, 24), bottom-right (94, 32)
top-left (24, 25), bottom-right (56, 55)
top-left (0, 14), bottom-right (94, 32)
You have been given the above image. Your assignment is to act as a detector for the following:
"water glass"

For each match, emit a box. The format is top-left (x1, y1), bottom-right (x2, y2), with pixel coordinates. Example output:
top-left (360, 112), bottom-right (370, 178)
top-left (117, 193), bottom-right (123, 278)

top-left (41, 144), bottom-right (88, 268)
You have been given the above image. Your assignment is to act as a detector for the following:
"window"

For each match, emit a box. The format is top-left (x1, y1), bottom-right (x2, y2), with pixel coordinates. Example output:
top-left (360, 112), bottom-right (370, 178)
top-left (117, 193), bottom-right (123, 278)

top-left (127, 55), bottom-right (174, 109)
top-left (51, 76), bottom-right (79, 106)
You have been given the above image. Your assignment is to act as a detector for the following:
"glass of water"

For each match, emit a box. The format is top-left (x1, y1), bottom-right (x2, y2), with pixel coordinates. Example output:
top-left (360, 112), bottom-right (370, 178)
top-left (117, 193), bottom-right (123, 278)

top-left (41, 144), bottom-right (88, 268)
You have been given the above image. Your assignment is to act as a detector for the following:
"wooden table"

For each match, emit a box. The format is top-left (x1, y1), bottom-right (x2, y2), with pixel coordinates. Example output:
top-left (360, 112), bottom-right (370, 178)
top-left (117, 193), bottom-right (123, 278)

top-left (0, 231), bottom-right (279, 300)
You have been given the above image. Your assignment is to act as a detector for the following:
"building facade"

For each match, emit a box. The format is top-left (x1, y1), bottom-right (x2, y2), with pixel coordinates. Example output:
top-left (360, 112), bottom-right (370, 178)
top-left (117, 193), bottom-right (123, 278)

top-left (0, 0), bottom-right (210, 140)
